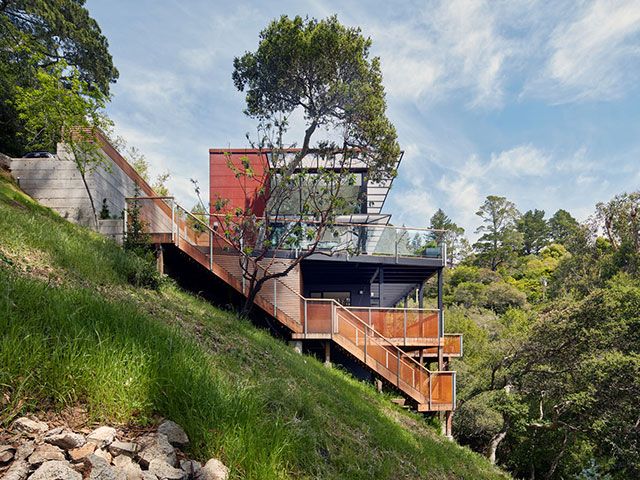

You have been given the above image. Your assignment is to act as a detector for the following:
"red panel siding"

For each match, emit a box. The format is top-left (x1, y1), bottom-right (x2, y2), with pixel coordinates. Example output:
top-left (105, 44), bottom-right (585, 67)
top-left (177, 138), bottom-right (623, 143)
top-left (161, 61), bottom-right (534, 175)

top-left (209, 149), bottom-right (269, 220)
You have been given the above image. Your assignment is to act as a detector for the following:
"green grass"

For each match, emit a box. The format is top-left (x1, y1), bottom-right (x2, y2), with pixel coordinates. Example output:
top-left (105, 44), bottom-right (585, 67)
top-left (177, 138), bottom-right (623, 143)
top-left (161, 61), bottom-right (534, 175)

top-left (0, 171), bottom-right (508, 479)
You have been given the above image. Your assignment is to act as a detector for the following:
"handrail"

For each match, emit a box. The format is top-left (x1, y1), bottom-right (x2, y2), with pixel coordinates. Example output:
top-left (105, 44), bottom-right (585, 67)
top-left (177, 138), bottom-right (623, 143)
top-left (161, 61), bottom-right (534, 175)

top-left (125, 197), bottom-right (456, 403)
top-left (347, 305), bottom-right (440, 312)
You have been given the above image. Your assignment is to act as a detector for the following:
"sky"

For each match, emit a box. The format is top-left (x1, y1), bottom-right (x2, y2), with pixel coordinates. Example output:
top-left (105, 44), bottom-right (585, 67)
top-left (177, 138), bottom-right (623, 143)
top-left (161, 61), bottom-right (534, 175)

top-left (86, 0), bottom-right (640, 238)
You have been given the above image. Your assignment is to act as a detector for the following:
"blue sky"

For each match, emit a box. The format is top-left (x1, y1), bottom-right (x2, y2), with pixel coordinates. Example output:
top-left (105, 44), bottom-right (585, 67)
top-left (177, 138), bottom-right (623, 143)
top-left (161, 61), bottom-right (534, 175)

top-left (86, 0), bottom-right (640, 238)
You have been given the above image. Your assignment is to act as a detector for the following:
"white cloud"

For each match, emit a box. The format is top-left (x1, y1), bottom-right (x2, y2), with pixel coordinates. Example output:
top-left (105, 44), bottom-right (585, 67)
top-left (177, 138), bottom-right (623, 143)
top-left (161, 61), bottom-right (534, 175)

top-left (392, 189), bottom-right (436, 223)
top-left (369, 0), bottom-right (516, 108)
top-left (540, 0), bottom-right (640, 101)
top-left (488, 144), bottom-right (549, 176)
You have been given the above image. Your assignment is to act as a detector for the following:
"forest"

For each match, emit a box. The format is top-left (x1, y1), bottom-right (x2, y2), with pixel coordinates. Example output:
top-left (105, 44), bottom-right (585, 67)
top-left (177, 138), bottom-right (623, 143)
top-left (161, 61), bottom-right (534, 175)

top-left (424, 194), bottom-right (640, 479)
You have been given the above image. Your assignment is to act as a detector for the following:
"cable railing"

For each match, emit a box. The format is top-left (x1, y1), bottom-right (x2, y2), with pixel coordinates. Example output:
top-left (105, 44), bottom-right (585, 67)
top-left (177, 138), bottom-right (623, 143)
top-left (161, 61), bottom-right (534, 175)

top-left (124, 196), bottom-right (456, 409)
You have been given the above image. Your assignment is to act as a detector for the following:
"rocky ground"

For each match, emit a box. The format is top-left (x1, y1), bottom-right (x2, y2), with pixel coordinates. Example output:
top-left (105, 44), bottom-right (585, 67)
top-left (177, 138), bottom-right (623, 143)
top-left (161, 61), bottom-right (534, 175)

top-left (0, 415), bottom-right (228, 480)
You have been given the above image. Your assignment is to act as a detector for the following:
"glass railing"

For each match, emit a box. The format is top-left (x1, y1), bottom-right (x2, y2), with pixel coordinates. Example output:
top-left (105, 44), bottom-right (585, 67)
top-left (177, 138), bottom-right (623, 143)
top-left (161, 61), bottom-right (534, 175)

top-left (264, 220), bottom-right (445, 260)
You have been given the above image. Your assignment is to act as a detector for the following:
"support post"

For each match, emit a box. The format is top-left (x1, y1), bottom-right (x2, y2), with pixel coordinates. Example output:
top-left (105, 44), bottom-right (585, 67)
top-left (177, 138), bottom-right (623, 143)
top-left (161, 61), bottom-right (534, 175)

top-left (375, 378), bottom-right (383, 393)
top-left (437, 268), bottom-right (444, 370)
top-left (289, 340), bottom-right (303, 354)
top-left (324, 341), bottom-right (331, 367)
top-left (209, 230), bottom-right (213, 271)
top-left (171, 201), bottom-right (175, 243)
top-left (442, 411), bottom-right (453, 439)
top-left (379, 266), bottom-right (384, 307)
top-left (418, 282), bottom-right (424, 309)
top-left (304, 300), bottom-right (308, 336)
top-left (155, 244), bottom-right (164, 275)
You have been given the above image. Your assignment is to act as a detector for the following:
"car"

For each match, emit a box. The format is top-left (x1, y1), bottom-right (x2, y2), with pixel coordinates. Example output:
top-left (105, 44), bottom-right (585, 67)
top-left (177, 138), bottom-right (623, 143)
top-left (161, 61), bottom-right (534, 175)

top-left (23, 151), bottom-right (55, 158)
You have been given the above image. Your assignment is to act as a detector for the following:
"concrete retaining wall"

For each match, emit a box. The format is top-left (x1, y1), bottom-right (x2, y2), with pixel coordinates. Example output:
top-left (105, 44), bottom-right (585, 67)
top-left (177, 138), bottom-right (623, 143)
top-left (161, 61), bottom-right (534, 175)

top-left (9, 144), bottom-right (142, 228)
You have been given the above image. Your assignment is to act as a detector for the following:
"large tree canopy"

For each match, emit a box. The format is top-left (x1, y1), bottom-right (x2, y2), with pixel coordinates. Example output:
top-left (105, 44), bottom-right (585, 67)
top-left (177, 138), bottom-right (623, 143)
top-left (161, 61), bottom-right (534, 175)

top-left (0, 0), bottom-right (118, 155)
top-left (232, 14), bottom-right (400, 179)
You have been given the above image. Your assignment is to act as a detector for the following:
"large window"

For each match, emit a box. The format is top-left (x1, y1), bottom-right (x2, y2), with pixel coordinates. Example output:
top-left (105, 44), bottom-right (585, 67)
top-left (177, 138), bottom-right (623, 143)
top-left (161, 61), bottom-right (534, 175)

top-left (268, 172), bottom-right (365, 217)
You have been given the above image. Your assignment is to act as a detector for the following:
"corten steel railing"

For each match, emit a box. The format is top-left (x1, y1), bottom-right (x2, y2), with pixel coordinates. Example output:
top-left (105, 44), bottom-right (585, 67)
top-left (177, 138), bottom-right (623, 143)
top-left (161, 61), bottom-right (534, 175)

top-left (444, 334), bottom-right (463, 356)
top-left (124, 197), bottom-right (456, 410)
top-left (345, 306), bottom-right (440, 343)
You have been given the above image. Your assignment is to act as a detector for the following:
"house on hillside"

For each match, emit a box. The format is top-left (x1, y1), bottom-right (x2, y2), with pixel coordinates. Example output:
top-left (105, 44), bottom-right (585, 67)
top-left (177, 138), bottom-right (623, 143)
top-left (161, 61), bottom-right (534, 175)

top-left (199, 148), bottom-right (461, 434)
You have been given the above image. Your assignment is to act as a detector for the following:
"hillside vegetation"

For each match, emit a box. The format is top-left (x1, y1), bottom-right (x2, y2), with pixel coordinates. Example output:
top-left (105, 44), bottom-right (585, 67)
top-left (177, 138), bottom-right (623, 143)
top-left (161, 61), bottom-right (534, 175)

top-left (0, 171), bottom-right (507, 479)
top-left (420, 199), bottom-right (640, 479)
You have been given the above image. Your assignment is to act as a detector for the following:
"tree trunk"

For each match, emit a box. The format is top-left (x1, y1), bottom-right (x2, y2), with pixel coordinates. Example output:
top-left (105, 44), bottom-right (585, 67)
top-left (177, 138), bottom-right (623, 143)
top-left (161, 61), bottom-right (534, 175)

top-left (79, 169), bottom-right (99, 230)
top-left (486, 430), bottom-right (507, 465)
top-left (544, 433), bottom-right (567, 480)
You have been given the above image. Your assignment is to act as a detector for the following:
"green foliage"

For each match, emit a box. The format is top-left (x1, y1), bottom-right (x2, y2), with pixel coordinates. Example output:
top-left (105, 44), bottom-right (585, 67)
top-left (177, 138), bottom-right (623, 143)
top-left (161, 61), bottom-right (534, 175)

top-left (474, 196), bottom-right (523, 271)
top-left (13, 61), bottom-right (111, 152)
top-left (233, 15), bottom-right (400, 178)
top-left (517, 209), bottom-right (548, 254)
top-left (0, 0), bottom-right (117, 155)
top-left (548, 209), bottom-right (581, 247)
top-left (484, 283), bottom-right (527, 314)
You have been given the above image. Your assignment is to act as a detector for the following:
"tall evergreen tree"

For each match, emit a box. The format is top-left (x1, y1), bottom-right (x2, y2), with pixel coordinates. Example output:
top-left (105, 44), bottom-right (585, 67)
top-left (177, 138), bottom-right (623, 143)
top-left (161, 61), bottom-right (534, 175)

top-left (518, 209), bottom-right (549, 254)
top-left (548, 209), bottom-right (581, 246)
top-left (473, 195), bottom-right (522, 271)
top-left (429, 208), bottom-right (469, 267)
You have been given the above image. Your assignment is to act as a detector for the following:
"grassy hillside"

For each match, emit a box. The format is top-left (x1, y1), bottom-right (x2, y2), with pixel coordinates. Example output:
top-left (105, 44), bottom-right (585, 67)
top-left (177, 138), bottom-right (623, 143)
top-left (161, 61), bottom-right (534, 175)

top-left (0, 170), bottom-right (507, 480)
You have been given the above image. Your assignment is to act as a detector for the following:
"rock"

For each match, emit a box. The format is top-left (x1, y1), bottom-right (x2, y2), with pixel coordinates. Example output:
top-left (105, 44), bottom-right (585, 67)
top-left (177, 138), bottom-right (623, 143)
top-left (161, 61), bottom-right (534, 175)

top-left (112, 455), bottom-right (133, 468)
top-left (200, 459), bottom-right (229, 480)
top-left (137, 434), bottom-right (176, 467)
top-left (87, 426), bottom-right (117, 447)
top-left (0, 444), bottom-right (16, 463)
top-left (148, 459), bottom-right (185, 480)
top-left (141, 472), bottom-right (158, 480)
top-left (29, 460), bottom-right (82, 480)
top-left (93, 448), bottom-right (112, 464)
top-left (179, 459), bottom-right (201, 478)
top-left (85, 453), bottom-right (120, 480)
top-left (13, 417), bottom-right (48, 436)
top-left (45, 432), bottom-right (86, 450)
top-left (3, 458), bottom-right (30, 480)
top-left (68, 442), bottom-right (97, 462)
top-left (15, 441), bottom-right (35, 460)
top-left (29, 444), bottom-right (66, 466)
top-left (157, 421), bottom-right (189, 448)
top-left (46, 427), bottom-right (64, 436)
top-left (108, 440), bottom-right (138, 457)
top-left (114, 458), bottom-right (143, 480)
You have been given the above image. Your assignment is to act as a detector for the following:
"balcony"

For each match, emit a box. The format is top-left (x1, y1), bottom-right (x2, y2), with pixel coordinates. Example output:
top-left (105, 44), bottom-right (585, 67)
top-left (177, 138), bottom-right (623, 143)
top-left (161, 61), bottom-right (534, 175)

top-left (267, 220), bottom-right (445, 262)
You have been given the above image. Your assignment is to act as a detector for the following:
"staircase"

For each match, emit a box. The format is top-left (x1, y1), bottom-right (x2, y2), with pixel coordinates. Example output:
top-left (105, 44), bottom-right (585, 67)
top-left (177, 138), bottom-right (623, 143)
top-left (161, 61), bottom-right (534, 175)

top-left (125, 197), bottom-right (456, 412)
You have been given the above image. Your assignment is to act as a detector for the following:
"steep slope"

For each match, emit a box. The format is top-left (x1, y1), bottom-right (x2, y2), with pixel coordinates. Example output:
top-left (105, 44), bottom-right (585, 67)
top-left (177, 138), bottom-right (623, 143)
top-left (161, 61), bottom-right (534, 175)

top-left (0, 170), bottom-right (508, 479)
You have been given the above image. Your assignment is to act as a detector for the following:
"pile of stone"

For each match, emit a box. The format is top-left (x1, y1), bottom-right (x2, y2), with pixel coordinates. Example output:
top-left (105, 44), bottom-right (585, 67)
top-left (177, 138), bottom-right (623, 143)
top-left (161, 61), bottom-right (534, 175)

top-left (0, 416), bottom-right (228, 480)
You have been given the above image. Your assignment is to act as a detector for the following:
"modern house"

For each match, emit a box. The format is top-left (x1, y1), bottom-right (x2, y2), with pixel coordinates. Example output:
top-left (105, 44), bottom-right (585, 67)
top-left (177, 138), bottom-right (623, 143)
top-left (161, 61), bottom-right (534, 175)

top-left (130, 147), bottom-right (462, 435)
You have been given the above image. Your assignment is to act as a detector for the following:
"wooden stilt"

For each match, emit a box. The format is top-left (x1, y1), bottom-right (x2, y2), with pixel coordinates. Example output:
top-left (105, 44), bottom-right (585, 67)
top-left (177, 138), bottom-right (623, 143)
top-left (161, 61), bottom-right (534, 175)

top-left (324, 341), bottom-right (331, 367)
top-left (155, 244), bottom-right (164, 275)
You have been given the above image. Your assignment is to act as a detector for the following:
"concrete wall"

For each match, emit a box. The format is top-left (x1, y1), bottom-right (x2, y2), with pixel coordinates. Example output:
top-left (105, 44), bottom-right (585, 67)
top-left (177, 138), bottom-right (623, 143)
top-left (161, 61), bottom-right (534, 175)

top-left (8, 143), bottom-right (144, 228)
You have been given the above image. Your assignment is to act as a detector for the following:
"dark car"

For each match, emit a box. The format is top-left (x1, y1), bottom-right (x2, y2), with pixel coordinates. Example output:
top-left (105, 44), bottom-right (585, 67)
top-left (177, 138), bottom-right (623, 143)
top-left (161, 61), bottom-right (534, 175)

top-left (23, 151), bottom-right (55, 158)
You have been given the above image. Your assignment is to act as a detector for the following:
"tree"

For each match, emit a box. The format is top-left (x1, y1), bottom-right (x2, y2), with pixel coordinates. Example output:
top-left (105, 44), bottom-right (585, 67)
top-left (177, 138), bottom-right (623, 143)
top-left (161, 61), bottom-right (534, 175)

top-left (473, 196), bottom-right (522, 271)
top-left (227, 15), bottom-right (400, 314)
top-left (13, 61), bottom-right (111, 228)
top-left (594, 191), bottom-right (640, 252)
top-left (430, 208), bottom-right (470, 267)
top-left (518, 209), bottom-right (548, 255)
top-left (549, 209), bottom-right (580, 246)
top-left (0, 0), bottom-right (118, 155)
